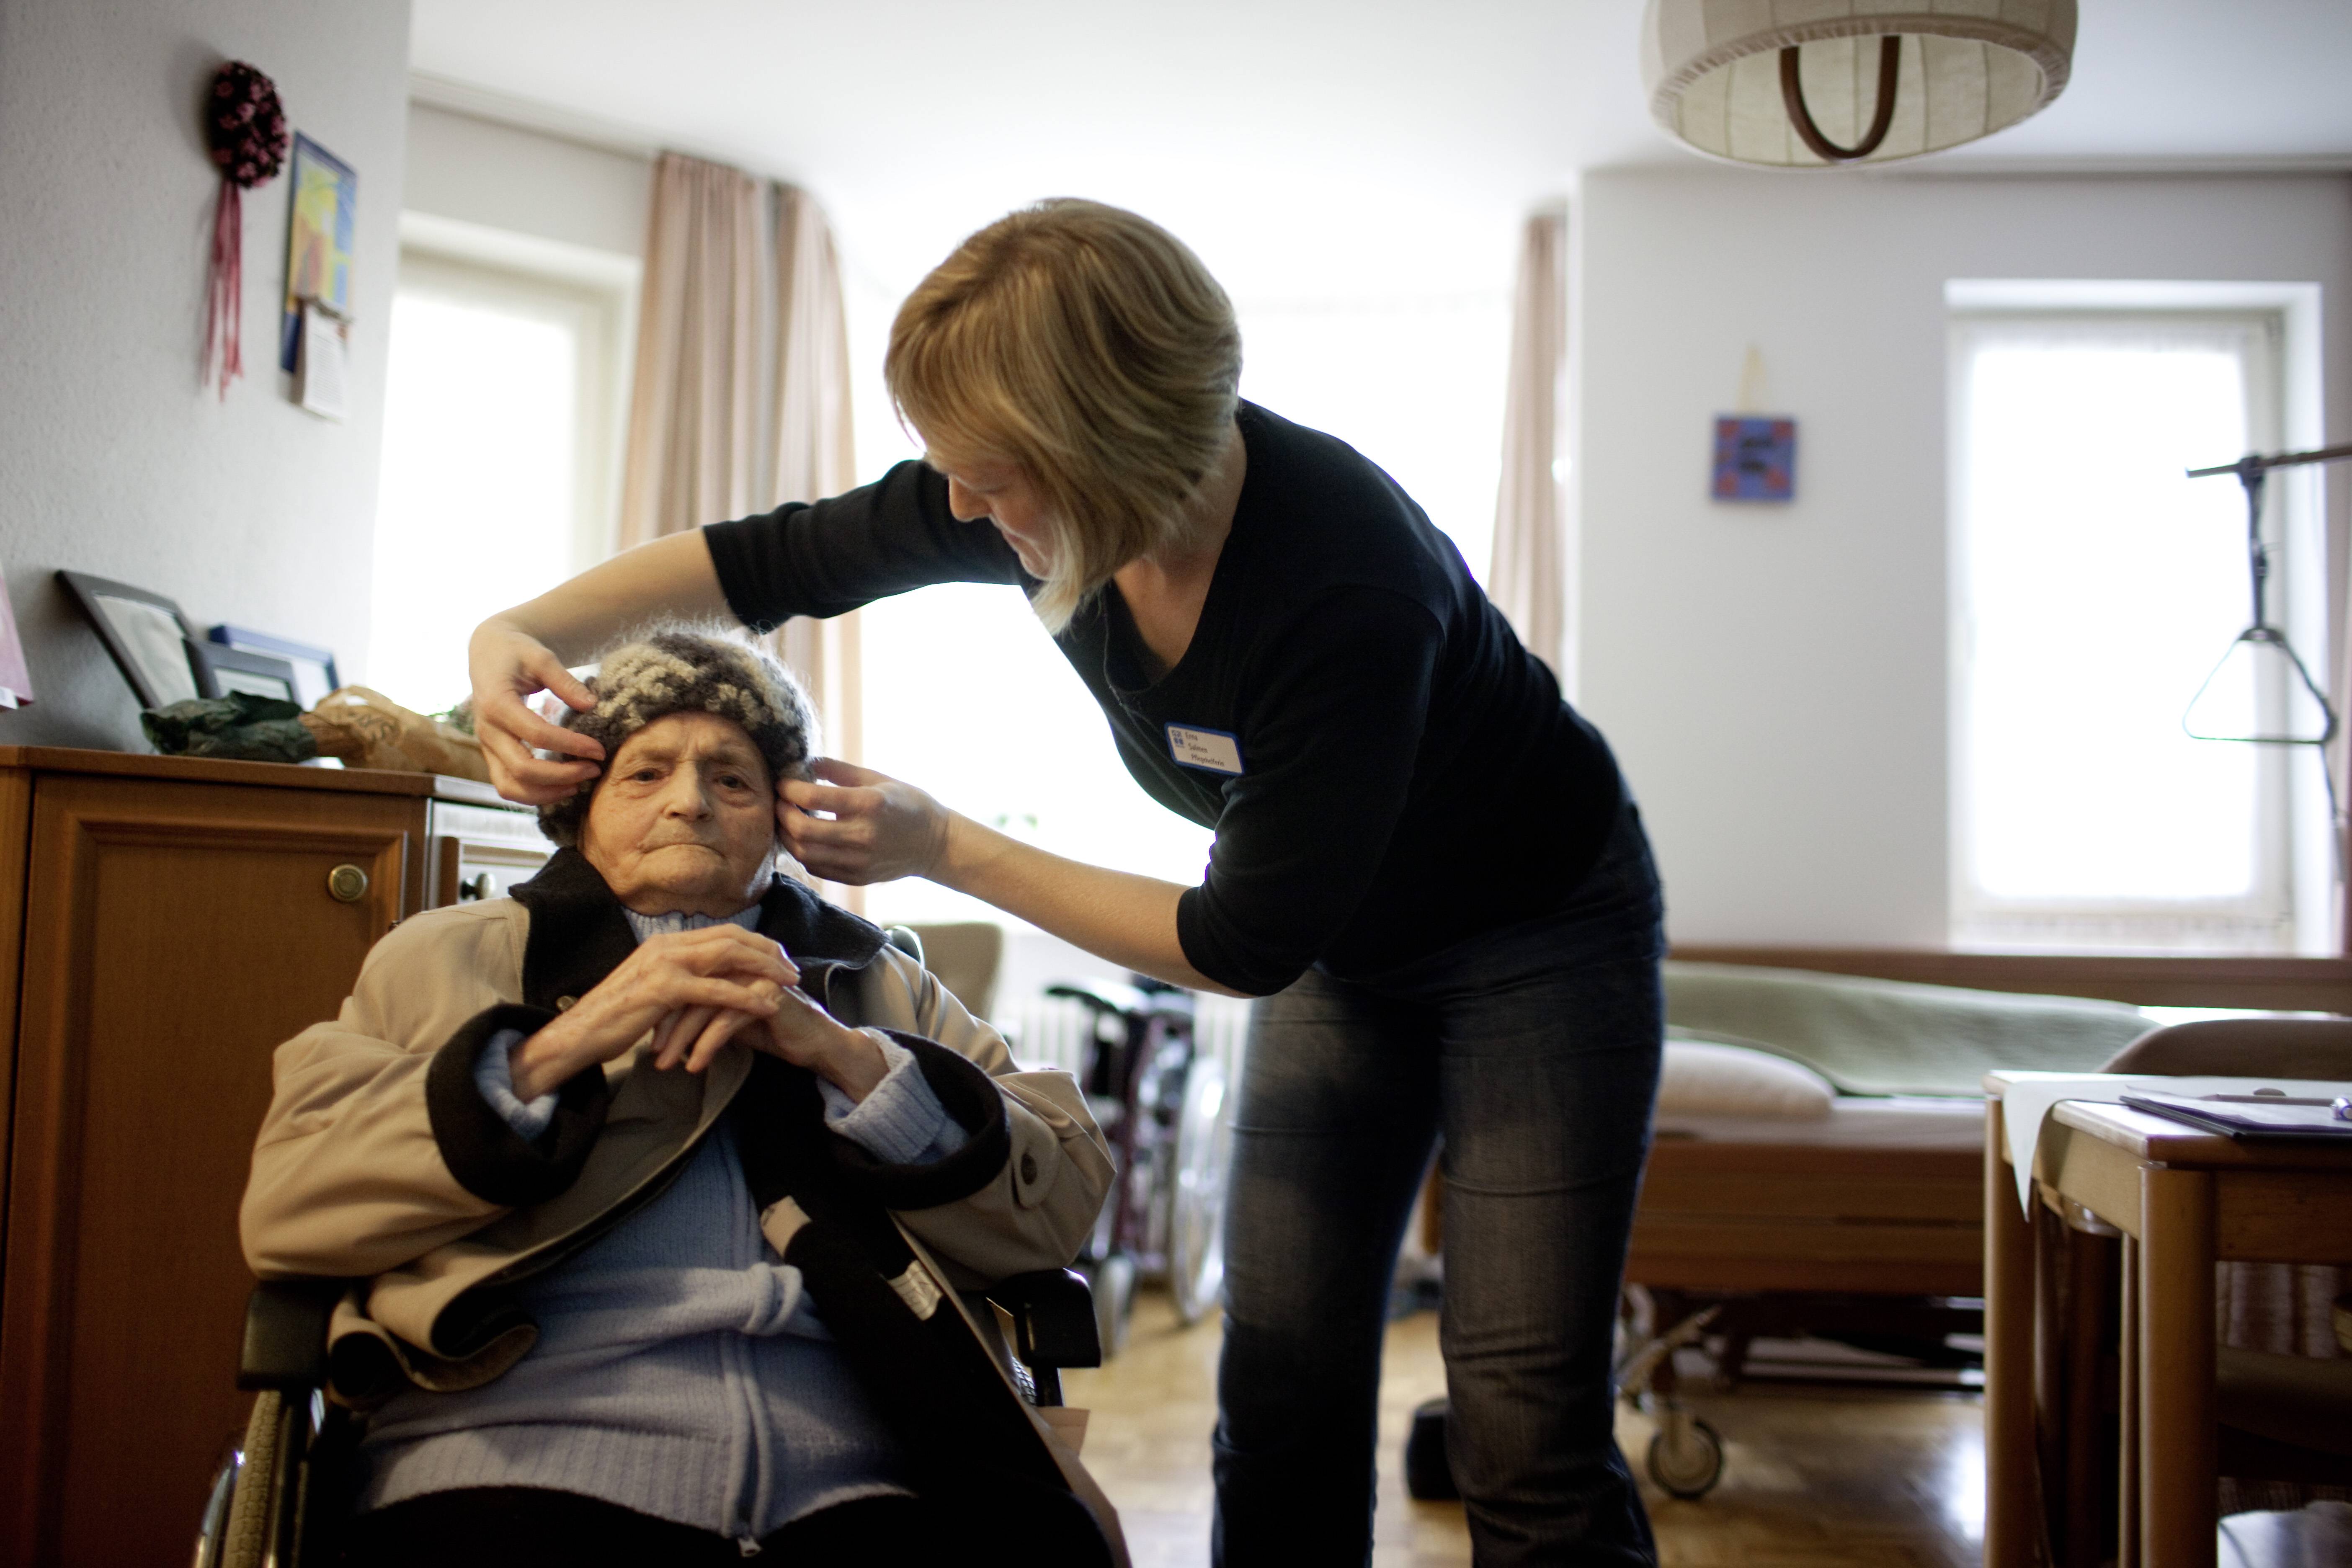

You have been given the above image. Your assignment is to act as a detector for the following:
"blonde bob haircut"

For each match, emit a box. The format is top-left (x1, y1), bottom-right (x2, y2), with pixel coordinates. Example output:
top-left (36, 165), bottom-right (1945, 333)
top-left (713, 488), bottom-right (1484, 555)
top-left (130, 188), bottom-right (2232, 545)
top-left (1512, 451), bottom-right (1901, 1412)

top-left (886, 199), bottom-right (1242, 633)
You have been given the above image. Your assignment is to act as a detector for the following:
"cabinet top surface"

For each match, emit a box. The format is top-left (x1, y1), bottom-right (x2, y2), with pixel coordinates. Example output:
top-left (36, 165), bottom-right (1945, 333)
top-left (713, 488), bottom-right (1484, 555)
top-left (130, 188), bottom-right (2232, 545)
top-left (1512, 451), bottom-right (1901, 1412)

top-left (0, 745), bottom-right (527, 808)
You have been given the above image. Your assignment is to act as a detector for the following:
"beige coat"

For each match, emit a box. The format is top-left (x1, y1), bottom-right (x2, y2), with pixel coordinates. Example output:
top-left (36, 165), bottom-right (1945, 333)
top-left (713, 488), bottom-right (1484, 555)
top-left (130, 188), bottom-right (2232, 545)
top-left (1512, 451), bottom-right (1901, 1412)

top-left (240, 892), bottom-right (1124, 1556)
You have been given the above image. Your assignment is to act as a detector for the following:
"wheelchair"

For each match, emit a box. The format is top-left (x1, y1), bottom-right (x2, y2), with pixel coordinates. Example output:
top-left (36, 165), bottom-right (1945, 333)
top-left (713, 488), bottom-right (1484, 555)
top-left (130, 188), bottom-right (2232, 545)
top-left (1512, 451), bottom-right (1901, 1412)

top-left (1046, 975), bottom-right (1233, 1347)
top-left (192, 1267), bottom-right (1102, 1568)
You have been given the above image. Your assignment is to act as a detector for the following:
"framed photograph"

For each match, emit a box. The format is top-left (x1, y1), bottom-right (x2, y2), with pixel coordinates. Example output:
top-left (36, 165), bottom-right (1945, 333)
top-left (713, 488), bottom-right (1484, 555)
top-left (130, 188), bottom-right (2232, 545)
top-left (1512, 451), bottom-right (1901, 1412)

top-left (0, 568), bottom-right (34, 709)
top-left (186, 640), bottom-right (299, 704)
top-left (280, 133), bottom-right (357, 373)
top-left (57, 570), bottom-right (201, 709)
top-left (209, 625), bottom-right (338, 708)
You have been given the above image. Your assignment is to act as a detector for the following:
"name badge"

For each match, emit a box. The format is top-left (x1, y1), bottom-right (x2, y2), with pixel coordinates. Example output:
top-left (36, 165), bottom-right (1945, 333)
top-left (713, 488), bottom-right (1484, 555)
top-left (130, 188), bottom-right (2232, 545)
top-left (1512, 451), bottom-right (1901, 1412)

top-left (1166, 723), bottom-right (1244, 776)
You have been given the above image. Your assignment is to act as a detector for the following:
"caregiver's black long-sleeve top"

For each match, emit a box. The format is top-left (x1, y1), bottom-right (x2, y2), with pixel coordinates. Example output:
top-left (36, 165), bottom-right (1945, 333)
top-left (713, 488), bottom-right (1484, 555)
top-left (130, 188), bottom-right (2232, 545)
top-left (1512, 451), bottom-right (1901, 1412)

top-left (704, 402), bottom-right (1624, 997)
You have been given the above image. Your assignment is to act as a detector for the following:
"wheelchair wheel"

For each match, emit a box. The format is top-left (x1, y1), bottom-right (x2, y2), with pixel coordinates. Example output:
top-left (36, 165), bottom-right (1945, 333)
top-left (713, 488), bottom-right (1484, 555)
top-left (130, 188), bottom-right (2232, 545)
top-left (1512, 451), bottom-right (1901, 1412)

top-left (221, 1390), bottom-right (291, 1568)
top-left (1164, 1053), bottom-right (1232, 1325)
top-left (1645, 1413), bottom-right (1725, 1501)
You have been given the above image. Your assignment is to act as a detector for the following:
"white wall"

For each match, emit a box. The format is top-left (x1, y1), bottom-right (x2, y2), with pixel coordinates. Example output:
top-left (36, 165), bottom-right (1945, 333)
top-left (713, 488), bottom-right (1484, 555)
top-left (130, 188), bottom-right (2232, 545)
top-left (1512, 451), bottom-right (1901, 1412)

top-left (1575, 170), bottom-right (2352, 946)
top-left (403, 101), bottom-right (650, 258)
top-left (0, 0), bottom-right (413, 749)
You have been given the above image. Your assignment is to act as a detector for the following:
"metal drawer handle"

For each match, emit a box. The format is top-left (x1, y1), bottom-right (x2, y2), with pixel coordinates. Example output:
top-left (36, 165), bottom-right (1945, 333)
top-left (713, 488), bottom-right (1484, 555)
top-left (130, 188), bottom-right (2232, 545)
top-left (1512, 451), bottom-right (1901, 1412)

top-left (459, 872), bottom-right (495, 902)
top-left (326, 864), bottom-right (370, 903)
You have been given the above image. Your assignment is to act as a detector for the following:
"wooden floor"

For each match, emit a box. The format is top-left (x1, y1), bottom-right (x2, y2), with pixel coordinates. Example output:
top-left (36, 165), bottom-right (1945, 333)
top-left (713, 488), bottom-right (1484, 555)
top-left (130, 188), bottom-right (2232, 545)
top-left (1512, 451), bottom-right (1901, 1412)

top-left (1062, 1290), bottom-right (1986, 1568)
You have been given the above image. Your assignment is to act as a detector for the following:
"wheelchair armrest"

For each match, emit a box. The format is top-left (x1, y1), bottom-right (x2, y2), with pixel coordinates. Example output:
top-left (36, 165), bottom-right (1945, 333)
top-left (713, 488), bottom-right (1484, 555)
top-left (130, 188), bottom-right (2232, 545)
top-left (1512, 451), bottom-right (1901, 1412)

top-left (984, 1268), bottom-right (1101, 1372)
top-left (238, 1277), bottom-right (346, 1392)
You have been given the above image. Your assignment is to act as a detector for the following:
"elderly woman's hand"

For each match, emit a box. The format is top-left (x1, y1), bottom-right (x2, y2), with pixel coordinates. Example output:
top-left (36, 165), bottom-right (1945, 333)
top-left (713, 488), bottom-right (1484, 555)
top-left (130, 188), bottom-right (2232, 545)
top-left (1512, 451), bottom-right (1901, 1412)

top-left (779, 759), bottom-right (952, 885)
top-left (507, 925), bottom-right (798, 1100)
top-left (745, 988), bottom-right (889, 1100)
top-left (468, 618), bottom-right (606, 805)
top-left (653, 980), bottom-right (889, 1102)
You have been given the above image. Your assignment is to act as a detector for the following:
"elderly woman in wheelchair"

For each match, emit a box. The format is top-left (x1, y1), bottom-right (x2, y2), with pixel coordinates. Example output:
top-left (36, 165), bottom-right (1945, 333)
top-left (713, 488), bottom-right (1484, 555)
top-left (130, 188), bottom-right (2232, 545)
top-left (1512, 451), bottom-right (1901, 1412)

top-left (237, 627), bottom-right (1122, 1568)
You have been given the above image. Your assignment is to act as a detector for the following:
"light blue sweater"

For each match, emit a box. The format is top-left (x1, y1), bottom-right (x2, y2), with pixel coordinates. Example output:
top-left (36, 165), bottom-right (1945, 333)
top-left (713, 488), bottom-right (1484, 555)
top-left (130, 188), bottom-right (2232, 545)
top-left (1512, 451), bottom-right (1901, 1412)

top-left (357, 907), bottom-right (967, 1548)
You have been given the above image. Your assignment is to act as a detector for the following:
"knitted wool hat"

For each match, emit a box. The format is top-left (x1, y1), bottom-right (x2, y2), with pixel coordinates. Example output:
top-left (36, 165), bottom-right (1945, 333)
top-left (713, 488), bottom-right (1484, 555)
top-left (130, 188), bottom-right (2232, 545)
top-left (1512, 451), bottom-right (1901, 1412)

top-left (538, 627), bottom-right (818, 847)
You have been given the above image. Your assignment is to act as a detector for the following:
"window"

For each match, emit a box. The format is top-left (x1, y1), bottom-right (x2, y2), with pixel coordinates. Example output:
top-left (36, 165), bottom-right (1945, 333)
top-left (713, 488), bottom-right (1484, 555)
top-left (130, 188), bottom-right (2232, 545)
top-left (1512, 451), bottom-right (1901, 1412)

top-left (1949, 293), bottom-right (2330, 952)
top-left (367, 226), bottom-right (634, 715)
top-left (851, 291), bottom-right (1510, 926)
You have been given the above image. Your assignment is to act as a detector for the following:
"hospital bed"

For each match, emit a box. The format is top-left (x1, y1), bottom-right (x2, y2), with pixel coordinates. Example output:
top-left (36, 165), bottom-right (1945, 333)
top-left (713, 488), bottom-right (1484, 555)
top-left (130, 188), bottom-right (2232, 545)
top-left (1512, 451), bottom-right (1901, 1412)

top-left (1631, 957), bottom-right (2154, 1305)
top-left (1595, 961), bottom-right (2153, 1495)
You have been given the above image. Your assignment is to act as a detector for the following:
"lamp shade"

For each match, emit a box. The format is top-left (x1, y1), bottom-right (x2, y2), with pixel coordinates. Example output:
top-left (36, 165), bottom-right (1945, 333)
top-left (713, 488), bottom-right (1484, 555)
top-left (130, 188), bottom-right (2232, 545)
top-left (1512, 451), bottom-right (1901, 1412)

top-left (1641, 0), bottom-right (2076, 168)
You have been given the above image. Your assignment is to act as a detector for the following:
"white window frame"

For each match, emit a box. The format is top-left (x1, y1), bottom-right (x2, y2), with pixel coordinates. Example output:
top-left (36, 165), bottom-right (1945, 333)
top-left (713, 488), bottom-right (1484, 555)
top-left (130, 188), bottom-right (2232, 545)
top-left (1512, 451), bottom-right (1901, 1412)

top-left (392, 211), bottom-right (639, 573)
top-left (1945, 280), bottom-right (2332, 955)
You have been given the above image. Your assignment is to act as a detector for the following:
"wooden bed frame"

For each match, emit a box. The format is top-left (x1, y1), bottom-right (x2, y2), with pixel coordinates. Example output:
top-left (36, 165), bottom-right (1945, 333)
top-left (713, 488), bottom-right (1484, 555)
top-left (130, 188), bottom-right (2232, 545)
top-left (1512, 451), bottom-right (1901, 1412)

top-left (1630, 1139), bottom-right (1983, 1296)
top-left (1623, 949), bottom-right (2352, 1301)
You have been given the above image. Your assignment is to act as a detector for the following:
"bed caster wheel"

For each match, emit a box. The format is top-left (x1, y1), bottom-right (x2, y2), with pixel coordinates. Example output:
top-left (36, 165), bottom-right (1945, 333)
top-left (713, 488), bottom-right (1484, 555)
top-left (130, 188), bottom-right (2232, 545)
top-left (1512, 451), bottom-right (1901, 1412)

top-left (1403, 1398), bottom-right (1457, 1501)
top-left (1646, 1414), bottom-right (1724, 1500)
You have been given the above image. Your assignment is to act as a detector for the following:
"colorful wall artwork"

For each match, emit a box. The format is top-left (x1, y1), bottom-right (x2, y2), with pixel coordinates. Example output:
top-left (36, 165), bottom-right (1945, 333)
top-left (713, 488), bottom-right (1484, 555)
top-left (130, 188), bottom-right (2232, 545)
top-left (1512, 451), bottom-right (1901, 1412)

top-left (1711, 415), bottom-right (1797, 502)
top-left (279, 133), bottom-right (357, 372)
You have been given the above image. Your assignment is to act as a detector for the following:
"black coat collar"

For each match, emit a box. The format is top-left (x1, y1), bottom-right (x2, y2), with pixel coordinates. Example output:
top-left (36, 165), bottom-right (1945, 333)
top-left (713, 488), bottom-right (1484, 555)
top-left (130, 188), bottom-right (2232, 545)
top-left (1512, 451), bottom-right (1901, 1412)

top-left (508, 848), bottom-right (889, 1011)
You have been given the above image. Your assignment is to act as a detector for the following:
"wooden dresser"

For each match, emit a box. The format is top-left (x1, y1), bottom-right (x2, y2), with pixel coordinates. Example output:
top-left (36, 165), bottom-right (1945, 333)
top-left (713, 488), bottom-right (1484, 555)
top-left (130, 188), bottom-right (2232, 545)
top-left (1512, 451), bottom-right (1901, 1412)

top-left (0, 748), bottom-right (546, 1568)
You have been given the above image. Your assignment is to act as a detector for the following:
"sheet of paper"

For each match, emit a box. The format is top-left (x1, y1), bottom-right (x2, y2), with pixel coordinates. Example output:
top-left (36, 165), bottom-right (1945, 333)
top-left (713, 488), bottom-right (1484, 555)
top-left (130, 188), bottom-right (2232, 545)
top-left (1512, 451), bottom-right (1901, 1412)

top-left (298, 302), bottom-right (348, 421)
top-left (1995, 1072), bottom-right (2352, 1213)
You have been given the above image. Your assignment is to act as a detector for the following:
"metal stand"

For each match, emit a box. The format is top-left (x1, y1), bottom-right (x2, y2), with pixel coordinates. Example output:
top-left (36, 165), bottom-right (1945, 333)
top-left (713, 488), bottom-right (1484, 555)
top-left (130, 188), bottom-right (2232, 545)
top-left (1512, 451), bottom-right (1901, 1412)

top-left (2181, 445), bottom-right (2349, 747)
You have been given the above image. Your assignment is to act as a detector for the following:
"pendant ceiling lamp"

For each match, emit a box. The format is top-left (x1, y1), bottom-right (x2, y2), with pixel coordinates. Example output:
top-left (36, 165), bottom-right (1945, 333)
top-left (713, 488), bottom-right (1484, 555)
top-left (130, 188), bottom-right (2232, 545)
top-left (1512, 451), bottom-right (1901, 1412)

top-left (1641, 1), bottom-right (2076, 168)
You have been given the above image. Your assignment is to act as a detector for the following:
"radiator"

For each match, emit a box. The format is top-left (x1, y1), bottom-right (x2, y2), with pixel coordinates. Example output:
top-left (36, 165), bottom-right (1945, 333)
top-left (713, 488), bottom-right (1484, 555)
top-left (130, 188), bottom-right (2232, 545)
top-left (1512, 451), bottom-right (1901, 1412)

top-left (998, 990), bottom-right (1254, 1084)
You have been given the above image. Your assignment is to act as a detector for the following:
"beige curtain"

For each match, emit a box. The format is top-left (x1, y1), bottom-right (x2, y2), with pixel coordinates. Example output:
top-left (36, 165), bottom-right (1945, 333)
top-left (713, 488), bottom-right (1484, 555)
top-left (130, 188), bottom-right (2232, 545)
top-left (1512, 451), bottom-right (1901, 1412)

top-left (769, 185), bottom-right (861, 785)
top-left (620, 153), bottom-right (863, 906)
top-left (620, 155), bottom-right (766, 545)
top-left (1488, 209), bottom-right (1570, 687)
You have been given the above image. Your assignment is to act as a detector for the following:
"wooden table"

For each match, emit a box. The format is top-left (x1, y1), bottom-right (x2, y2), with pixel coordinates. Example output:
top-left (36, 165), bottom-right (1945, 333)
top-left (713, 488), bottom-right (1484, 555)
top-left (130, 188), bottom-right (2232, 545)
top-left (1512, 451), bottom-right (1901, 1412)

top-left (1983, 1076), bottom-right (2352, 1568)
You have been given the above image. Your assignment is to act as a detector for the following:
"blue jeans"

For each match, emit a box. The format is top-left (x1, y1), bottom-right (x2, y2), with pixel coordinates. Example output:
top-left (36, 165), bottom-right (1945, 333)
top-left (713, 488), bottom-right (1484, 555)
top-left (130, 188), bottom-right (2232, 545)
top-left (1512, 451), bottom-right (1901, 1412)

top-left (1212, 803), bottom-right (1664, 1566)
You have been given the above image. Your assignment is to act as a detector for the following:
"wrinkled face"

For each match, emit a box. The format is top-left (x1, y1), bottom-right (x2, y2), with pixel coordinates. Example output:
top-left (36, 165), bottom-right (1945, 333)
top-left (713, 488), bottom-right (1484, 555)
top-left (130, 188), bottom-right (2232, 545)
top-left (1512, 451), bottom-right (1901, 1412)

top-left (581, 711), bottom-right (776, 917)
top-left (930, 446), bottom-right (1057, 578)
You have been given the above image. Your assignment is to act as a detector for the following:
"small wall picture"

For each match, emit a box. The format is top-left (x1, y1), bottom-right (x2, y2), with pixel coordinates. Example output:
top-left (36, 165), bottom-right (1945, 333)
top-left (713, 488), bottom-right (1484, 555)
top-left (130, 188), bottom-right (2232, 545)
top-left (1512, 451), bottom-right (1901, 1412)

top-left (280, 132), bottom-right (357, 372)
top-left (1712, 416), bottom-right (1797, 502)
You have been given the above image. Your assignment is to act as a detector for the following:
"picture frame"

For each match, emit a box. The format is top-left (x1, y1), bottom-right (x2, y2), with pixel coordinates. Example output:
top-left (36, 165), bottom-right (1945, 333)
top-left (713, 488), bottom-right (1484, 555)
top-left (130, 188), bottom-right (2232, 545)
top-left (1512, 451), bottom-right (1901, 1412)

top-left (1711, 415), bottom-right (1798, 502)
top-left (209, 625), bottom-right (338, 709)
top-left (57, 570), bottom-right (201, 710)
top-left (186, 639), bottom-right (299, 704)
top-left (281, 133), bottom-right (358, 373)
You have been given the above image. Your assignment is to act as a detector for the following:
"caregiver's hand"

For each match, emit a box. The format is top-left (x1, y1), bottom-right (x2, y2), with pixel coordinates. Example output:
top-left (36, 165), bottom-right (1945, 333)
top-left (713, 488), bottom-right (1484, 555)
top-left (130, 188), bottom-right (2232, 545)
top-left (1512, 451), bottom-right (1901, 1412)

top-left (780, 759), bottom-right (951, 886)
top-left (469, 618), bottom-right (606, 804)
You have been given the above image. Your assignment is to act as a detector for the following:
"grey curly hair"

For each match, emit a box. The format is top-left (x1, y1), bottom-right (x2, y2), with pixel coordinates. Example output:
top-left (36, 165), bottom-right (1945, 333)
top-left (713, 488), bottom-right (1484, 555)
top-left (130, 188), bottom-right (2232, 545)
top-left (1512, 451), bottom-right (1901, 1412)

top-left (537, 625), bottom-right (818, 848)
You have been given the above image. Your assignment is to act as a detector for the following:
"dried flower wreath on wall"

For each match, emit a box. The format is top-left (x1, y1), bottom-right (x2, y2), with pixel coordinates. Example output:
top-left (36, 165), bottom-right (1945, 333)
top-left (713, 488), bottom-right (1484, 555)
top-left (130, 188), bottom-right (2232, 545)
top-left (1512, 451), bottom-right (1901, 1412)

top-left (201, 61), bottom-right (288, 399)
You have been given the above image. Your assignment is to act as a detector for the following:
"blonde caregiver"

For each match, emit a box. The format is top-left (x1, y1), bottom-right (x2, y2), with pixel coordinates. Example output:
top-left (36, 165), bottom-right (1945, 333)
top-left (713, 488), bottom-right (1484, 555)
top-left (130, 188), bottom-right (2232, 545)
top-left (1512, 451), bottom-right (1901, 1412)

top-left (469, 199), bottom-right (1663, 1568)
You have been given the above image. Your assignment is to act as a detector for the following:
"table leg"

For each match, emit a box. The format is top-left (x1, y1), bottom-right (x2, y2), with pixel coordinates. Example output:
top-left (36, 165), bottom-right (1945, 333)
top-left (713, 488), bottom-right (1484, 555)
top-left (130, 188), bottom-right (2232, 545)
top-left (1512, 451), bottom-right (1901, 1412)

top-left (2035, 1201), bottom-right (2065, 1534)
top-left (2062, 1224), bottom-right (2109, 1568)
top-left (1985, 1100), bottom-right (2039, 1568)
top-left (2120, 1233), bottom-right (2139, 1568)
top-left (2138, 1166), bottom-right (2215, 1568)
